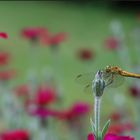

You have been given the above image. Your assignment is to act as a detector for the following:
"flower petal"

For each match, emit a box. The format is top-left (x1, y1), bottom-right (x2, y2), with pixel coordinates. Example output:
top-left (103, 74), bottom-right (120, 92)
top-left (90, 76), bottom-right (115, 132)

top-left (0, 32), bottom-right (8, 39)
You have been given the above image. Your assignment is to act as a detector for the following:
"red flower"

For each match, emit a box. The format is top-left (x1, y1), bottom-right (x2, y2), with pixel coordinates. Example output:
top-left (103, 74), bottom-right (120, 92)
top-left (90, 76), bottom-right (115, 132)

top-left (14, 84), bottom-right (29, 97)
top-left (104, 37), bottom-right (120, 50)
top-left (34, 85), bottom-right (57, 106)
top-left (0, 51), bottom-right (9, 65)
top-left (129, 85), bottom-right (140, 98)
top-left (0, 129), bottom-right (30, 140)
top-left (109, 111), bottom-right (123, 122)
top-left (87, 133), bottom-right (134, 140)
top-left (77, 48), bottom-right (94, 61)
top-left (21, 27), bottom-right (47, 41)
top-left (40, 32), bottom-right (67, 46)
top-left (0, 32), bottom-right (8, 39)
top-left (108, 122), bottom-right (135, 135)
top-left (0, 70), bottom-right (16, 81)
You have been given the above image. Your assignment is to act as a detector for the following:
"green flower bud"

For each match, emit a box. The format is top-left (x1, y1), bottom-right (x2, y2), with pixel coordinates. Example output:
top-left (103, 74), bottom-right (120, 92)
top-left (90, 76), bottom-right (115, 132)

top-left (93, 70), bottom-right (105, 97)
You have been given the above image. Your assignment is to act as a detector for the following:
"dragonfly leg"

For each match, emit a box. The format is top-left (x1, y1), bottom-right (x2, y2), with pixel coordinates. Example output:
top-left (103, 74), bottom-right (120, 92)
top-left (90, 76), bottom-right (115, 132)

top-left (105, 74), bottom-right (114, 87)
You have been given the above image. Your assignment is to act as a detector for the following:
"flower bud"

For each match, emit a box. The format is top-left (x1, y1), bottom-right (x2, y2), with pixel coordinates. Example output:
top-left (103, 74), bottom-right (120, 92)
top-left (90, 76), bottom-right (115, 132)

top-left (92, 71), bottom-right (105, 97)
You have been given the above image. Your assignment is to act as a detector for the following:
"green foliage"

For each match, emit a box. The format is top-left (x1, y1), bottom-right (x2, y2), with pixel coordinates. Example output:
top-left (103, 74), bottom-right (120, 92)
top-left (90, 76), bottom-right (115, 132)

top-left (101, 120), bottom-right (110, 138)
top-left (90, 118), bottom-right (96, 136)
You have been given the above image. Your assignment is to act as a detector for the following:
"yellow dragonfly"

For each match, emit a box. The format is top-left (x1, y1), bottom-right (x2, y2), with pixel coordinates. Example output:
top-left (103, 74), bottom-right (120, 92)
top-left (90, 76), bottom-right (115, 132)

top-left (76, 66), bottom-right (140, 92)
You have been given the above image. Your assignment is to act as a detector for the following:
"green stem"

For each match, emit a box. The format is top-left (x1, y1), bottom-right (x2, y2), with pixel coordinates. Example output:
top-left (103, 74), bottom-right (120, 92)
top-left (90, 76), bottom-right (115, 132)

top-left (94, 96), bottom-right (101, 140)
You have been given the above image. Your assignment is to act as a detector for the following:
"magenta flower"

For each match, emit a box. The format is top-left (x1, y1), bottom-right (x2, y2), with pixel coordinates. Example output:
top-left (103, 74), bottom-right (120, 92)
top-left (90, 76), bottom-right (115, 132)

top-left (104, 37), bottom-right (120, 50)
top-left (70, 102), bottom-right (90, 116)
top-left (58, 102), bottom-right (90, 121)
top-left (29, 106), bottom-right (59, 119)
top-left (34, 85), bottom-right (57, 106)
top-left (104, 133), bottom-right (134, 140)
top-left (21, 27), bottom-right (47, 41)
top-left (0, 129), bottom-right (30, 140)
top-left (88, 133), bottom-right (95, 140)
top-left (0, 32), bottom-right (8, 39)
top-left (87, 133), bottom-right (134, 140)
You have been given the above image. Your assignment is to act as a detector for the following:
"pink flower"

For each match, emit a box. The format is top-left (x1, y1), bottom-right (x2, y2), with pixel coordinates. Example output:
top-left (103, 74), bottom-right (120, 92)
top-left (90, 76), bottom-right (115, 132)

top-left (104, 37), bottom-right (120, 50)
top-left (21, 27), bottom-right (47, 41)
top-left (77, 48), bottom-right (94, 61)
top-left (87, 133), bottom-right (134, 140)
top-left (40, 32), bottom-right (67, 46)
top-left (0, 32), bottom-right (8, 39)
top-left (0, 51), bottom-right (9, 65)
top-left (0, 129), bottom-right (30, 140)
top-left (34, 85), bottom-right (57, 106)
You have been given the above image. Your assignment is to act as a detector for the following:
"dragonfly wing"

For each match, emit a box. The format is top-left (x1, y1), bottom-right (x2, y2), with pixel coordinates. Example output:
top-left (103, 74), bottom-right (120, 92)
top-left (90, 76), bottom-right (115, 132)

top-left (76, 70), bottom-right (125, 93)
top-left (83, 84), bottom-right (92, 94)
top-left (76, 72), bottom-right (95, 85)
top-left (82, 75), bottom-right (124, 93)
top-left (107, 73), bottom-right (125, 88)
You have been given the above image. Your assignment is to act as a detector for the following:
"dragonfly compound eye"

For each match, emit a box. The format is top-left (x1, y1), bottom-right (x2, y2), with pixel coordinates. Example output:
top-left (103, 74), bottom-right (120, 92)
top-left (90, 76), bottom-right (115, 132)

top-left (105, 66), bottom-right (111, 72)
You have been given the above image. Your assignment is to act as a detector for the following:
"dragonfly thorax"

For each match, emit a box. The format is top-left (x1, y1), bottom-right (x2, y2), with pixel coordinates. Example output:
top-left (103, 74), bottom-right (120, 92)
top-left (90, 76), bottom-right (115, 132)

top-left (105, 66), bottom-right (122, 74)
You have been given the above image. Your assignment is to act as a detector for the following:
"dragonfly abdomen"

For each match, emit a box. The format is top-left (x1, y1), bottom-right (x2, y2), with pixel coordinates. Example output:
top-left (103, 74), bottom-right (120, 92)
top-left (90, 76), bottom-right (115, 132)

top-left (120, 71), bottom-right (140, 78)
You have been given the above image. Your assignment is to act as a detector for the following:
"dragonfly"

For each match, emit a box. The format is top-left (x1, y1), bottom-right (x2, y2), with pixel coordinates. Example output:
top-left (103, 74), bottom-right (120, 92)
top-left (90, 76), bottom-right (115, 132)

top-left (76, 66), bottom-right (140, 93)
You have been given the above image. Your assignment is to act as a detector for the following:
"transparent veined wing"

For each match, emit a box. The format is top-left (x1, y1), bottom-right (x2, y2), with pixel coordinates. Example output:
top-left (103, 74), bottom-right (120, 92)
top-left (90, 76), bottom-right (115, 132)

top-left (102, 71), bottom-right (125, 88)
top-left (75, 72), bottom-right (95, 94)
top-left (76, 71), bottom-right (125, 94)
top-left (108, 73), bottom-right (125, 87)
top-left (83, 84), bottom-right (92, 94)
top-left (75, 72), bottom-right (95, 85)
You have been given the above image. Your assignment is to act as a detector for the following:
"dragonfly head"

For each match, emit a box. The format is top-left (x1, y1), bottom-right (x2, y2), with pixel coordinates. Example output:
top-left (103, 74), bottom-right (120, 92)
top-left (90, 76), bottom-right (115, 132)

top-left (96, 70), bottom-right (103, 79)
top-left (105, 65), bottom-right (112, 73)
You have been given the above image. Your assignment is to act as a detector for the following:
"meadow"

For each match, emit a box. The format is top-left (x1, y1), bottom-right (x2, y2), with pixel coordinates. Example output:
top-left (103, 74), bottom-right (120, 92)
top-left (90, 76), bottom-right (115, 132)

top-left (0, 1), bottom-right (139, 140)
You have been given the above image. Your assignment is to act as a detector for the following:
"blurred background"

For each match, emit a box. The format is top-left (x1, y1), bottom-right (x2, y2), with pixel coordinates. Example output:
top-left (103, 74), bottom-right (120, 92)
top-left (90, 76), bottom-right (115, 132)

top-left (0, 1), bottom-right (140, 140)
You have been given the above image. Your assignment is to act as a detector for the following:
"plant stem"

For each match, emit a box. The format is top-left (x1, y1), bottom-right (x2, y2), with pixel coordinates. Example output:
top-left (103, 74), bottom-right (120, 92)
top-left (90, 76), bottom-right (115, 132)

top-left (94, 96), bottom-right (101, 140)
